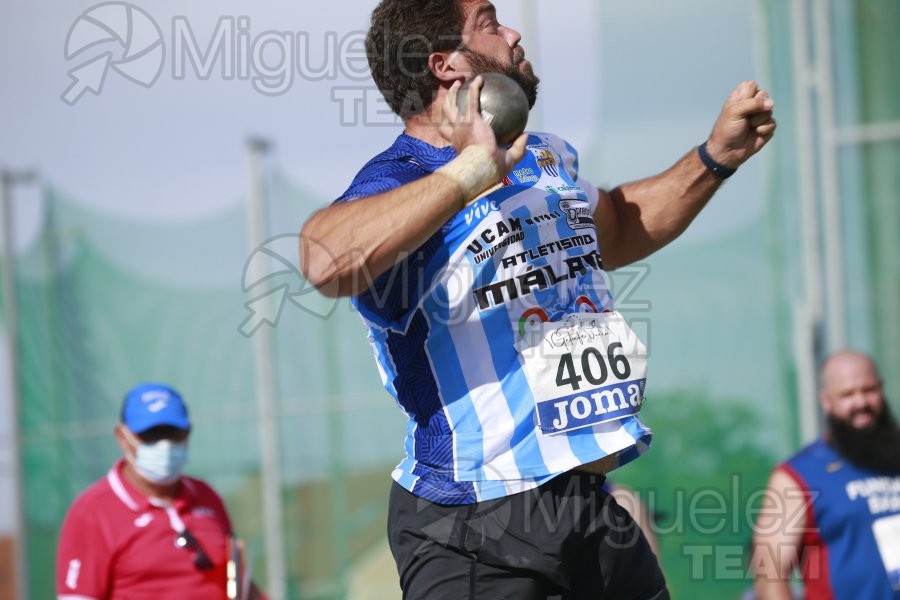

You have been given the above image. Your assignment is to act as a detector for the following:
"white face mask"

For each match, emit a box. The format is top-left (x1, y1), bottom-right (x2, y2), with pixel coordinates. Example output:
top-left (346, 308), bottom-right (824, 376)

top-left (125, 430), bottom-right (189, 485)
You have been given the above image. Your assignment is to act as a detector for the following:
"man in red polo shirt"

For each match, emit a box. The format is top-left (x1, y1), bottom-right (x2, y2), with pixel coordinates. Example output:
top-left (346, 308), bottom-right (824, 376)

top-left (56, 382), bottom-right (266, 600)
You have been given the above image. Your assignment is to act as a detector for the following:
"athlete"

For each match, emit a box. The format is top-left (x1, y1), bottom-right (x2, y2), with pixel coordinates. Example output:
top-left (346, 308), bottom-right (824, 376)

top-left (301, 0), bottom-right (776, 597)
top-left (752, 351), bottom-right (900, 599)
top-left (56, 383), bottom-right (265, 600)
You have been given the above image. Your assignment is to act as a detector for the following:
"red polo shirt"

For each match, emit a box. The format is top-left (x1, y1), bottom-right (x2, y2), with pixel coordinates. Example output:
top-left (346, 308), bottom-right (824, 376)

top-left (56, 459), bottom-right (234, 600)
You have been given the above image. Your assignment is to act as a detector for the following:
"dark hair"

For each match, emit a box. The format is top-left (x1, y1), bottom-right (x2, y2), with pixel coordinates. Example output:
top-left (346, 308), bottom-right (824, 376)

top-left (366, 0), bottom-right (466, 118)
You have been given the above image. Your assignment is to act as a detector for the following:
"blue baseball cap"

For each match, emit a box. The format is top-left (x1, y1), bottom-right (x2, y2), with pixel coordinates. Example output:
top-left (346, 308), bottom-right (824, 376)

top-left (121, 383), bottom-right (191, 434)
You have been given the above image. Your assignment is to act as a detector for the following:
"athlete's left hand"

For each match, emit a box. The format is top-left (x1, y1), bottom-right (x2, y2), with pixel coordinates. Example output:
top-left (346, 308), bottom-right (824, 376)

top-left (704, 80), bottom-right (776, 169)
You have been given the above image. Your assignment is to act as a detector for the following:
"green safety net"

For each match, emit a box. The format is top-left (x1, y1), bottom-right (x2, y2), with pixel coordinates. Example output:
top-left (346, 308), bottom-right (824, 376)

top-left (7, 168), bottom-right (403, 599)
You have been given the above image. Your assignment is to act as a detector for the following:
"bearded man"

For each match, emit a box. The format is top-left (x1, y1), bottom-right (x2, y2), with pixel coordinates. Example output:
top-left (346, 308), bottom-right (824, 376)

top-left (753, 351), bottom-right (900, 600)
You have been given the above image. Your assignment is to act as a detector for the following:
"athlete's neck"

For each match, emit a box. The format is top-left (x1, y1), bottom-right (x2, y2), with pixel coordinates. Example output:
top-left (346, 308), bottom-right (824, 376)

top-left (404, 101), bottom-right (453, 148)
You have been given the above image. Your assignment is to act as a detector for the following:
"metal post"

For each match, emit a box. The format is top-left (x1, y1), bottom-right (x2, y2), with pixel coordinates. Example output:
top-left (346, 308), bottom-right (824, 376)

top-left (245, 140), bottom-right (287, 600)
top-left (812, 0), bottom-right (847, 352)
top-left (519, 0), bottom-right (541, 131)
top-left (1, 169), bottom-right (36, 600)
top-left (325, 331), bottom-right (347, 598)
top-left (789, 0), bottom-right (824, 443)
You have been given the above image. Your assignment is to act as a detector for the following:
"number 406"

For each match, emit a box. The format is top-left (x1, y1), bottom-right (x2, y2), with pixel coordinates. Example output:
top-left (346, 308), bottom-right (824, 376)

top-left (555, 342), bottom-right (631, 391)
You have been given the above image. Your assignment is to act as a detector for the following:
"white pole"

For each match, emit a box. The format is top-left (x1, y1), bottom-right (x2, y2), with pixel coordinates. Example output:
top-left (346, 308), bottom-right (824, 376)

top-left (519, 0), bottom-right (541, 131)
top-left (245, 140), bottom-right (287, 600)
top-left (813, 0), bottom-right (847, 352)
top-left (793, 304), bottom-right (822, 444)
top-left (1, 170), bottom-right (34, 600)
top-left (789, 0), bottom-right (824, 443)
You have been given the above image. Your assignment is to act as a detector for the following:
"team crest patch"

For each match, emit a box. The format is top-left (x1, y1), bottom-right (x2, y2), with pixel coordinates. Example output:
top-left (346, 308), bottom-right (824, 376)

top-left (534, 148), bottom-right (559, 178)
top-left (559, 199), bottom-right (594, 230)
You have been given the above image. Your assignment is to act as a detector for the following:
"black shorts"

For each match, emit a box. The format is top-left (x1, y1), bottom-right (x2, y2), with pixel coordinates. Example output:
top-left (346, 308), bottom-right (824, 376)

top-left (388, 471), bottom-right (668, 600)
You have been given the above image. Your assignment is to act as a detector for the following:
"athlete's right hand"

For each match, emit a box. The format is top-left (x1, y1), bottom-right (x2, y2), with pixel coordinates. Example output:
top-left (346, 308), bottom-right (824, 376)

top-left (439, 77), bottom-right (528, 180)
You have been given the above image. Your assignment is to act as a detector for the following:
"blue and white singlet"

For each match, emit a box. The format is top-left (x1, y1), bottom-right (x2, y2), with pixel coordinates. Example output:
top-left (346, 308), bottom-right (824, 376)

top-left (337, 132), bottom-right (653, 504)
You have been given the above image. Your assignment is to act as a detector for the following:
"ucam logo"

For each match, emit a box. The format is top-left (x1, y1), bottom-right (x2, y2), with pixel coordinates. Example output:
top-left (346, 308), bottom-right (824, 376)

top-left (62, 2), bottom-right (371, 104)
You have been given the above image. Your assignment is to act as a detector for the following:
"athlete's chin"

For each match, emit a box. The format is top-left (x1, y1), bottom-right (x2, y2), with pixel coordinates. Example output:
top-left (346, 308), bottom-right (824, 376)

top-left (519, 60), bottom-right (536, 78)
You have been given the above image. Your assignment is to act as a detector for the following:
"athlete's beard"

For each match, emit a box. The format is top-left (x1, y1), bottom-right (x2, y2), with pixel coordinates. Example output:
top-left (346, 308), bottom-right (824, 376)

top-left (827, 400), bottom-right (900, 475)
top-left (459, 46), bottom-right (540, 109)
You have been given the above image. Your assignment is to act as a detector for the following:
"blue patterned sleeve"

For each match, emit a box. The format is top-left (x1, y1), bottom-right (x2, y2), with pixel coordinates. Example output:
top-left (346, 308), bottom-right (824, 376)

top-left (334, 157), bottom-right (429, 204)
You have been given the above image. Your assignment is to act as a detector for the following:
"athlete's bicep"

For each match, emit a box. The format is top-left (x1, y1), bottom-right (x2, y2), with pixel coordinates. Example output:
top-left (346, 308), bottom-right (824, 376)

top-left (593, 187), bottom-right (622, 270)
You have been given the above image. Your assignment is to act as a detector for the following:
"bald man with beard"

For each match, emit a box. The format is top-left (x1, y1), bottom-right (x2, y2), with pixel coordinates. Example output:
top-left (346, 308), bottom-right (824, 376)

top-left (752, 351), bottom-right (900, 600)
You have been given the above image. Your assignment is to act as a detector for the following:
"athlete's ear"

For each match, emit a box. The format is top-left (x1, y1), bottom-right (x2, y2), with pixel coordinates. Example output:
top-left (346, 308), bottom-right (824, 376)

top-left (818, 390), bottom-right (832, 416)
top-left (430, 50), bottom-right (469, 84)
top-left (114, 424), bottom-right (135, 458)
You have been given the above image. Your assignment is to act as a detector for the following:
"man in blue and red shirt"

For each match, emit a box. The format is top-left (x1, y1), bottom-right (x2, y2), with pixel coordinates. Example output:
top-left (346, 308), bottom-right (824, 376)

top-left (753, 351), bottom-right (900, 599)
top-left (56, 383), bottom-right (266, 600)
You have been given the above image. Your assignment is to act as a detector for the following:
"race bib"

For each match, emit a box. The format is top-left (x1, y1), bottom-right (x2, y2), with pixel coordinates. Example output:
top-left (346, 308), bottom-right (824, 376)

top-left (873, 514), bottom-right (900, 590)
top-left (516, 310), bottom-right (648, 435)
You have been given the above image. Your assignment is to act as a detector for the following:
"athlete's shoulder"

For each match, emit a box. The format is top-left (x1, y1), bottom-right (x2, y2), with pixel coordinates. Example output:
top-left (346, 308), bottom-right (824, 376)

top-left (526, 131), bottom-right (582, 178)
top-left (528, 131), bottom-right (573, 148)
top-left (795, 438), bottom-right (833, 460)
top-left (337, 133), bottom-right (455, 203)
top-left (781, 438), bottom-right (835, 475)
top-left (527, 131), bottom-right (579, 152)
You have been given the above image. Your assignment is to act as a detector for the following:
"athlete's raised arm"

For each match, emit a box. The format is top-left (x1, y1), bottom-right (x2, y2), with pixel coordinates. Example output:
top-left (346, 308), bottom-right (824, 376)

top-left (594, 81), bottom-right (776, 270)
